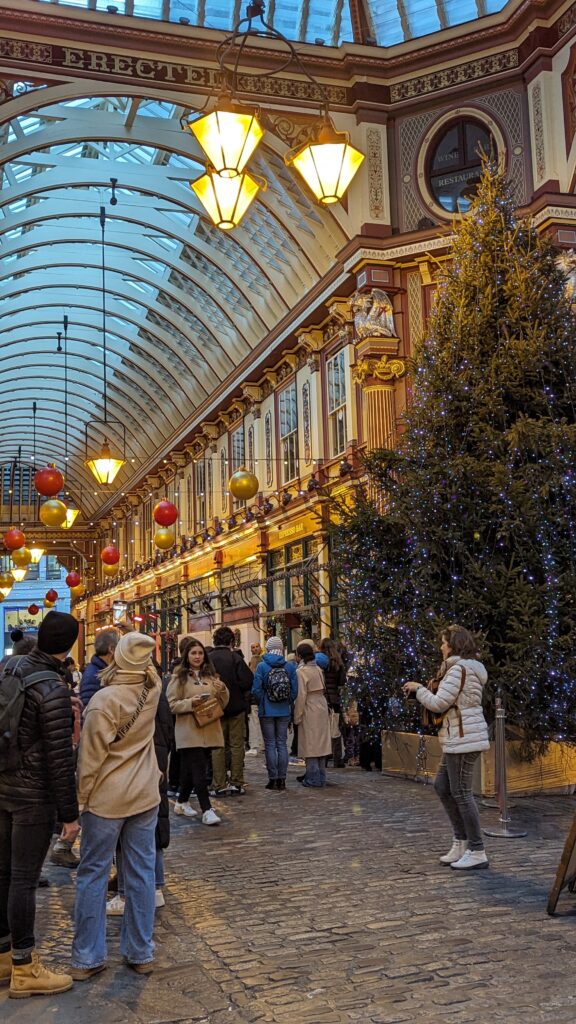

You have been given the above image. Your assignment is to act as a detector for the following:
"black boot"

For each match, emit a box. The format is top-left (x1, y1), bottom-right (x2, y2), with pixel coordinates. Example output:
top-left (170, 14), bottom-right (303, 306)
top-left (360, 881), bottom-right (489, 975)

top-left (265, 780), bottom-right (276, 790)
top-left (276, 779), bottom-right (286, 791)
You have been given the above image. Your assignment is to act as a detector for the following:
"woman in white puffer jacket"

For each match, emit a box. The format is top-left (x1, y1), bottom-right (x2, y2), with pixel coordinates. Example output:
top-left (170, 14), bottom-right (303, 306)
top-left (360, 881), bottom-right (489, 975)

top-left (403, 624), bottom-right (490, 872)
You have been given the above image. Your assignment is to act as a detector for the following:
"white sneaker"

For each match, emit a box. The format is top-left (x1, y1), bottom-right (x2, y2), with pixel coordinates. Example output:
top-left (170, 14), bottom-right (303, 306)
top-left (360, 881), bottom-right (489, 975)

top-left (106, 894), bottom-right (125, 916)
top-left (202, 809), bottom-right (221, 826)
top-left (439, 839), bottom-right (468, 865)
top-left (246, 748), bottom-right (259, 756)
top-left (451, 849), bottom-right (489, 871)
top-left (174, 802), bottom-right (198, 817)
top-left (155, 889), bottom-right (165, 909)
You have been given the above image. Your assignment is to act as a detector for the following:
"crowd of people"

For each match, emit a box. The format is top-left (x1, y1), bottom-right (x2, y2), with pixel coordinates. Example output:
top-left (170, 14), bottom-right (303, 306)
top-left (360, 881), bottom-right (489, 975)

top-left (0, 612), bottom-right (490, 999)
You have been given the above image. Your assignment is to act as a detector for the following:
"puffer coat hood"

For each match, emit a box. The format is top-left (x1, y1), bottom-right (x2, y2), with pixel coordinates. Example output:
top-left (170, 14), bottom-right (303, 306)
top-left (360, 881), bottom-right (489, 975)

top-left (314, 652), bottom-right (330, 671)
top-left (416, 655), bottom-right (490, 754)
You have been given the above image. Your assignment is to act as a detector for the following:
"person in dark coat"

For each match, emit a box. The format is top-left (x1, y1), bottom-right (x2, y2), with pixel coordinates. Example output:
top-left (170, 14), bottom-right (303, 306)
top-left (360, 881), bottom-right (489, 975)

top-left (153, 682), bottom-right (174, 906)
top-left (209, 627), bottom-right (253, 795)
top-left (318, 638), bottom-right (347, 767)
top-left (0, 611), bottom-right (80, 997)
top-left (79, 628), bottom-right (119, 706)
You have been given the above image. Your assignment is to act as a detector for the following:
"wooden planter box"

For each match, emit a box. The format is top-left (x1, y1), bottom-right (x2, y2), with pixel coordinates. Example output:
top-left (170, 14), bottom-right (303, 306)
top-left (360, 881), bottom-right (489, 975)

top-left (382, 731), bottom-right (576, 797)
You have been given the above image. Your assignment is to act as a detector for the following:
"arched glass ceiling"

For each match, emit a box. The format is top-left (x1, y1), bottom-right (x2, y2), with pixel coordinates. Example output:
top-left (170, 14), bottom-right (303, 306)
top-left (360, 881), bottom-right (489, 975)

top-left (34, 0), bottom-right (512, 45)
top-left (0, 93), bottom-right (348, 516)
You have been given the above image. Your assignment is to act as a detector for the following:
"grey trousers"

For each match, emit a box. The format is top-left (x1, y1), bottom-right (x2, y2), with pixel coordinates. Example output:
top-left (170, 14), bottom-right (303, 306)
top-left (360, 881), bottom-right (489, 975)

top-left (434, 751), bottom-right (484, 851)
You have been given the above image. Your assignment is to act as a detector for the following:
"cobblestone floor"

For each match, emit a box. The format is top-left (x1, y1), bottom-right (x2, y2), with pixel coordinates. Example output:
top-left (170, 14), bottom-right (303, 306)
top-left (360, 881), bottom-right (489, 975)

top-left (1, 758), bottom-right (576, 1023)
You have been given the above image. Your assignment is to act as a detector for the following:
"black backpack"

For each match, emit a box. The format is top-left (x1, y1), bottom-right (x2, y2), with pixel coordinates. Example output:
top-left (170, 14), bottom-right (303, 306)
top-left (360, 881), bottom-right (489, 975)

top-left (0, 657), bottom-right (60, 772)
top-left (263, 664), bottom-right (292, 703)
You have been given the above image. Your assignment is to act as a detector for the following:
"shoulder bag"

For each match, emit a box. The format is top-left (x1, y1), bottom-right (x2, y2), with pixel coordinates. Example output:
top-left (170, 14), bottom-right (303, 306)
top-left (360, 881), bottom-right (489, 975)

top-left (192, 688), bottom-right (225, 729)
top-left (113, 683), bottom-right (151, 743)
top-left (422, 665), bottom-right (466, 736)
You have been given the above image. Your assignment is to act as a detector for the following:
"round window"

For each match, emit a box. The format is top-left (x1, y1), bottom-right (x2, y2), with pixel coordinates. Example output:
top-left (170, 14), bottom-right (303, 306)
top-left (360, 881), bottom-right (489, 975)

top-left (428, 119), bottom-right (495, 213)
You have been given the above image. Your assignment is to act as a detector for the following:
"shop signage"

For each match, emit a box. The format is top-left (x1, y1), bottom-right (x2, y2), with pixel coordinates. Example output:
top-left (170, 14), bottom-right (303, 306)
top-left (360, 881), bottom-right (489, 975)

top-left (269, 513), bottom-right (321, 549)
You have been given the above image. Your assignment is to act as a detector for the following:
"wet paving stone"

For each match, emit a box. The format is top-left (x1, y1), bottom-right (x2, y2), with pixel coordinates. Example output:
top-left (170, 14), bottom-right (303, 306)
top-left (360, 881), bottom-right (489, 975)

top-left (0, 760), bottom-right (575, 1022)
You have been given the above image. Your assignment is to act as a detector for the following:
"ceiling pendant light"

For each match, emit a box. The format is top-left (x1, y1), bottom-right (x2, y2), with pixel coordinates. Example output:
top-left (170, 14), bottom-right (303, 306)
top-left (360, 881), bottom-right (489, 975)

top-left (29, 545), bottom-right (45, 564)
top-left (86, 442), bottom-right (125, 485)
top-left (186, 106), bottom-right (263, 178)
top-left (192, 167), bottom-right (261, 230)
top-left (285, 116), bottom-right (365, 204)
top-left (63, 507), bottom-right (80, 529)
top-left (11, 568), bottom-right (27, 583)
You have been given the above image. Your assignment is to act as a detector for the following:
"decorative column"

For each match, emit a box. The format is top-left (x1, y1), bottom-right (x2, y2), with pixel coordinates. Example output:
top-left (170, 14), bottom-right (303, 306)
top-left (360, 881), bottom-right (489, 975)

top-left (352, 352), bottom-right (406, 449)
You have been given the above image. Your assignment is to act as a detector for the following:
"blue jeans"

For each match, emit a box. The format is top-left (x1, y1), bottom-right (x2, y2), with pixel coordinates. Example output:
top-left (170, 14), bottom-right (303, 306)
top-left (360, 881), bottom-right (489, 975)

top-left (303, 757), bottom-right (327, 787)
top-left (260, 716), bottom-right (290, 780)
top-left (72, 805), bottom-right (158, 969)
top-left (116, 845), bottom-right (165, 894)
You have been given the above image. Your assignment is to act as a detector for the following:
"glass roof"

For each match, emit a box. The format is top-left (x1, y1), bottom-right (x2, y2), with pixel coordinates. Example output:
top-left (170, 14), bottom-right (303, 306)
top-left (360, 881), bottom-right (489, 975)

top-left (35, 0), bottom-right (512, 45)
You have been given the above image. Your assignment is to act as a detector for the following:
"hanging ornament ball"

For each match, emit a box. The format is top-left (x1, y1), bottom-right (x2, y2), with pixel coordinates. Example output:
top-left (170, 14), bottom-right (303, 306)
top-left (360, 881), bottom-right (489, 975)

top-left (473, 531), bottom-right (481, 540)
top-left (4, 528), bottom-right (26, 551)
top-left (12, 546), bottom-right (31, 568)
top-left (28, 603), bottom-right (40, 616)
top-left (65, 571), bottom-right (81, 588)
top-left (153, 500), bottom-right (179, 527)
top-left (70, 583), bottom-right (86, 598)
top-left (39, 499), bottom-right (68, 528)
top-left (101, 544), bottom-right (120, 565)
top-left (43, 599), bottom-right (55, 609)
top-left (45, 589), bottom-right (58, 603)
top-left (34, 464), bottom-right (65, 497)
top-left (102, 562), bottom-right (119, 577)
top-left (0, 572), bottom-right (14, 590)
top-left (154, 527), bottom-right (176, 551)
top-left (229, 468), bottom-right (259, 501)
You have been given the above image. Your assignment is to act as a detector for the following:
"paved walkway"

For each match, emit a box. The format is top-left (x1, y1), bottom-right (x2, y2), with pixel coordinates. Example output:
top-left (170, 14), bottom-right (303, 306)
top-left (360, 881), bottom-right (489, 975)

top-left (1, 759), bottom-right (575, 1024)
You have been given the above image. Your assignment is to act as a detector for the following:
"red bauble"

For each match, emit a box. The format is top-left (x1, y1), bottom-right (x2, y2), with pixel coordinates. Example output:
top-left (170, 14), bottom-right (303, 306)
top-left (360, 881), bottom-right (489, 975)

top-left (45, 589), bottom-right (58, 603)
top-left (4, 528), bottom-right (25, 551)
top-left (101, 544), bottom-right (120, 565)
top-left (34, 465), bottom-right (65, 497)
top-left (153, 500), bottom-right (178, 527)
top-left (65, 571), bottom-right (81, 588)
top-left (28, 604), bottom-right (39, 616)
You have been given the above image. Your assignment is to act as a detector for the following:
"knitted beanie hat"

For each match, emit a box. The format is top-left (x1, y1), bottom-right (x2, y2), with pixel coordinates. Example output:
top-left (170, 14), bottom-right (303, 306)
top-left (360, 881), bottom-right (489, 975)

top-left (114, 631), bottom-right (156, 672)
top-left (37, 611), bottom-right (79, 655)
top-left (266, 636), bottom-right (284, 654)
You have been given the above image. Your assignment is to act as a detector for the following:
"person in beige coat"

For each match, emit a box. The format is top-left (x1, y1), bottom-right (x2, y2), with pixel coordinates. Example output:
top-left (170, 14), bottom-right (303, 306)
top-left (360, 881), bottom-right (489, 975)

top-left (71, 632), bottom-right (161, 979)
top-left (166, 637), bottom-right (229, 826)
top-left (294, 641), bottom-right (332, 788)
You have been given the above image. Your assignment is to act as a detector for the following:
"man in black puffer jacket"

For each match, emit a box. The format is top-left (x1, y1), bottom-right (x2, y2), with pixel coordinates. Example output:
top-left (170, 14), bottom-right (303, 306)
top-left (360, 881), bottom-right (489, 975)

top-left (0, 611), bottom-right (81, 998)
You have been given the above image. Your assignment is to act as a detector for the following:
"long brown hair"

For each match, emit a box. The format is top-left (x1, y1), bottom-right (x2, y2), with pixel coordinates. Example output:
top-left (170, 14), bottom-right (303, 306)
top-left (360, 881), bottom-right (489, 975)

top-left (441, 624), bottom-right (479, 660)
top-left (172, 636), bottom-right (216, 697)
top-left (320, 637), bottom-right (344, 673)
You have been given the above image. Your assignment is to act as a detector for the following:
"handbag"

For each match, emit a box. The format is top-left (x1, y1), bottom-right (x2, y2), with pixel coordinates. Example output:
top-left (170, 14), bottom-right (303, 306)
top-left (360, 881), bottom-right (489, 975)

top-left (192, 694), bottom-right (224, 729)
top-left (422, 666), bottom-right (466, 735)
top-left (329, 708), bottom-right (341, 740)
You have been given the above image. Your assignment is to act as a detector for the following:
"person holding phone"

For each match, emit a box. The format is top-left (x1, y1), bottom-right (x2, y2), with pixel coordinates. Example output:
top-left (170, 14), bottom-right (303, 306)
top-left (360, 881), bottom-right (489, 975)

top-left (166, 638), bottom-right (229, 826)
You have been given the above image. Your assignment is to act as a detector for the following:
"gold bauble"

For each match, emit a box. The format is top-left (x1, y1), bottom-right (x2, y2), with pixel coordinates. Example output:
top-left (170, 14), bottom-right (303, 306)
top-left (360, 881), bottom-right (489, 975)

top-left (70, 583), bottom-right (86, 598)
top-left (154, 527), bottom-right (176, 551)
top-left (12, 546), bottom-right (31, 568)
top-left (102, 562), bottom-right (119, 577)
top-left (0, 572), bottom-right (14, 589)
top-left (43, 598), bottom-right (55, 608)
top-left (39, 499), bottom-right (67, 527)
top-left (228, 467), bottom-right (259, 501)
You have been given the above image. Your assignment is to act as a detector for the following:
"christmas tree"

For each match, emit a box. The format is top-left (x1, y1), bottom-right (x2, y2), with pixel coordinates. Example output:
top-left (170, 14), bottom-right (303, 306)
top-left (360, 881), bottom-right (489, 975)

top-left (335, 163), bottom-right (576, 754)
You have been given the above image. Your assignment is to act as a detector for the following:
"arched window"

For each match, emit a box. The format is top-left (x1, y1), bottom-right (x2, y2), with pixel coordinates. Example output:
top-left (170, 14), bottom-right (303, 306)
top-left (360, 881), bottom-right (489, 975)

top-left (428, 119), bottom-right (494, 213)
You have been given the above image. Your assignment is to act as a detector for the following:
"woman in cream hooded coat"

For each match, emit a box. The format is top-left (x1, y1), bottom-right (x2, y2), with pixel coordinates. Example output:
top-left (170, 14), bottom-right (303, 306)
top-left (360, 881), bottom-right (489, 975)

top-left (71, 632), bottom-right (161, 979)
top-left (403, 624), bottom-right (490, 872)
top-left (294, 641), bottom-right (332, 787)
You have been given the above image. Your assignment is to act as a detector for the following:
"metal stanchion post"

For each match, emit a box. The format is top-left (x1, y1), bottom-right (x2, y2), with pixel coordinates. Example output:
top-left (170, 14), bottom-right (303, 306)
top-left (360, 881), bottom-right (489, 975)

top-left (484, 696), bottom-right (527, 839)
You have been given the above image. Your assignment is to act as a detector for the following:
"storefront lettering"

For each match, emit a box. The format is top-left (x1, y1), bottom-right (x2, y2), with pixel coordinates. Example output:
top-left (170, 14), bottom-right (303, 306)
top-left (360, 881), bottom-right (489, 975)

top-left (61, 46), bottom-right (215, 85)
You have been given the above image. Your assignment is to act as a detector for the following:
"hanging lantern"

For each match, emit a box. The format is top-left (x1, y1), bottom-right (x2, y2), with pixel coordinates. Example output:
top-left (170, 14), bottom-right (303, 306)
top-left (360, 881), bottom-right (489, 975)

top-left (102, 562), bottom-right (119, 577)
top-left (86, 443), bottom-right (125, 485)
top-left (39, 499), bottom-right (67, 527)
top-left (4, 527), bottom-right (25, 551)
top-left (63, 508), bottom-right (80, 529)
top-left (285, 117), bottom-right (364, 205)
top-left (65, 571), bottom-right (81, 588)
top-left (186, 106), bottom-right (264, 178)
top-left (0, 572), bottom-right (14, 590)
top-left (154, 527), bottom-right (176, 550)
top-left (0, 587), bottom-right (12, 599)
top-left (34, 464), bottom-right (65, 497)
top-left (229, 468), bottom-right (259, 501)
top-left (153, 500), bottom-right (179, 527)
top-left (29, 546), bottom-right (45, 564)
top-left (45, 589), bottom-right (58, 603)
top-left (28, 603), bottom-right (40, 615)
top-left (11, 568), bottom-right (28, 583)
top-left (101, 544), bottom-right (120, 565)
top-left (12, 546), bottom-right (31, 568)
top-left (43, 598), bottom-right (55, 609)
top-left (192, 168), bottom-right (261, 230)
top-left (70, 583), bottom-right (86, 599)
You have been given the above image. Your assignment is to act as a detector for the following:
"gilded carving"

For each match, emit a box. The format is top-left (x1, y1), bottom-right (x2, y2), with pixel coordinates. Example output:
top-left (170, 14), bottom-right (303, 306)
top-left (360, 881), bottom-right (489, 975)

top-left (366, 127), bottom-right (385, 221)
top-left (532, 83), bottom-right (545, 185)
top-left (391, 51), bottom-right (519, 103)
top-left (352, 289), bottom-right (396, 340)
top-left (352, 356), bottom-right (406, 385)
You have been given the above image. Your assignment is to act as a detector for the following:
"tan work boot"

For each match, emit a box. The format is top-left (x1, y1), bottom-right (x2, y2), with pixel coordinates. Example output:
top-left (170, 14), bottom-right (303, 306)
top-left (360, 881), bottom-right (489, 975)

top-left (9, 952), bottom-right (73, 998)
top-left (0, 949), bottom-right (11, 986)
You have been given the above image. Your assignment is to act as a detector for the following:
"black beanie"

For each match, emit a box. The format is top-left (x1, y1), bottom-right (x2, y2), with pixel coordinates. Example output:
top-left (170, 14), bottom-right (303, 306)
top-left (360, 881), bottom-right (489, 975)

top-left (10, 629), bottom-right (23, 644)
top-left (37, 611), bottom-right (79, 655)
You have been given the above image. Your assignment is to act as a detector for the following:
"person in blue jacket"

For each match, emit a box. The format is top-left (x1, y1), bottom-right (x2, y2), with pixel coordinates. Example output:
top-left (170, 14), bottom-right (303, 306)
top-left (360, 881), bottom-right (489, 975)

top-left (252, 637), bottom-right (298, 791)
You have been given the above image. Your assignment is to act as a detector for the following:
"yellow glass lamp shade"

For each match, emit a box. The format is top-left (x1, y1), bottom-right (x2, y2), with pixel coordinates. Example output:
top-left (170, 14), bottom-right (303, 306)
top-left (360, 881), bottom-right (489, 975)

top-left (229, 468), bottom-right (259, 501)
top-left (0, 586), bottom-right (12, 599)
top-left (102, 562), bottom-right (119, 577)
top-left (188, 107), bottom-right (263, 178)
top-left (63, 508), bottom-right (80, 529)
top-left (86, 443), bottom-right (125, 485)
top-left (29, 546), bottom-right (45, 564)
top-left (154, 527), bottom-right (176, 551)
top-left (11, 568), bottom-right (28, 583)
top-left (11, 546), bottom-right (31, 568)
top-left (192, 168), bottom-right (260, 230)
top-left (285, 118), bottom-right (364, 204)
top-left (39, 499), bottom-right (68, 528)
